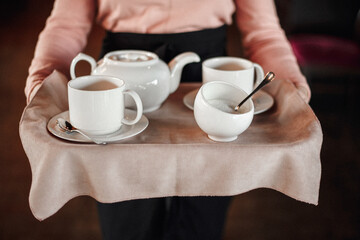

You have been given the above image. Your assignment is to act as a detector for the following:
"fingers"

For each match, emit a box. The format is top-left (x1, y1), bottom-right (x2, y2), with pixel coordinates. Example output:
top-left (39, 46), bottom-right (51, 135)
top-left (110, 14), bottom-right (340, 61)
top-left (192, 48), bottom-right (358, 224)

top-left (295, 84), bottom-right (311, 103)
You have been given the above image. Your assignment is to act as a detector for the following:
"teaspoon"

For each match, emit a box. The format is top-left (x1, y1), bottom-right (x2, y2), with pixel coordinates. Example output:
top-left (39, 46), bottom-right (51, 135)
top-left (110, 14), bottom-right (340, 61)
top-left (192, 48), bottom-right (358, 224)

top-left (234, 72), bottom-right (275, 111)
top-left (56, 118), bottom-right (107, 145)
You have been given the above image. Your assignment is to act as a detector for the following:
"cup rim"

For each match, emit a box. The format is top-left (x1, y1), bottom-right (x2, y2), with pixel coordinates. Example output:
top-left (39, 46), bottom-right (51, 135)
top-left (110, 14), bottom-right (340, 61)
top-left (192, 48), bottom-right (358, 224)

top-left (202, 56), bottom-right (253, 71)
top-left (200, 81), bottom-right (254, 115)
top-left (68, 75), bottom-right (125, 93)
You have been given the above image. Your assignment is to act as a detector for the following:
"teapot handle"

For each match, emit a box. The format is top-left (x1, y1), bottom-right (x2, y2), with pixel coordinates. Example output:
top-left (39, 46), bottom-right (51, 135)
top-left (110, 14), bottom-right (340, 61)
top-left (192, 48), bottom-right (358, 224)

top-left (70, 53), bottom-right (97, 79)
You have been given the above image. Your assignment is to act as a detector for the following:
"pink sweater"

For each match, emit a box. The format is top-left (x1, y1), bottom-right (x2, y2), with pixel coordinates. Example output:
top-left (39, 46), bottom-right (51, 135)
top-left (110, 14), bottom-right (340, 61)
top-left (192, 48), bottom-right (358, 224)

top-left (25, 0), bottom-right (310, 103)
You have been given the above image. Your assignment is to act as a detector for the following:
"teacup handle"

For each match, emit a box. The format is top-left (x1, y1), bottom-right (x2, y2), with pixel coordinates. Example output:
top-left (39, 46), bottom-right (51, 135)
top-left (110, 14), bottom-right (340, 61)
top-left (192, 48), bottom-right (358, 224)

top-left (253, 63), bottom-right (264, 89)
top-left (70, 53), bottom-right (97, 79)
top-left (122, 90), bottom-right (143, 125)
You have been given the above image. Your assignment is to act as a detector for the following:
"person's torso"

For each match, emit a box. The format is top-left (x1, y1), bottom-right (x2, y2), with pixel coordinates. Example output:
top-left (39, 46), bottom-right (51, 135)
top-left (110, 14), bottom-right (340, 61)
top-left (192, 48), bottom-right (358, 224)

top-left (96, 0), bottom-right (236, 33)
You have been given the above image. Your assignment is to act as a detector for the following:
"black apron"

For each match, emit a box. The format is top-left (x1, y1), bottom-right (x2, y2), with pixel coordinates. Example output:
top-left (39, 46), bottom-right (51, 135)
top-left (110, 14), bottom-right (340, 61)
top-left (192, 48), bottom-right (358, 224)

top-left (96, 25), bottom-right (231, 240)
top-left (99, 25), bottom-right (227, 83)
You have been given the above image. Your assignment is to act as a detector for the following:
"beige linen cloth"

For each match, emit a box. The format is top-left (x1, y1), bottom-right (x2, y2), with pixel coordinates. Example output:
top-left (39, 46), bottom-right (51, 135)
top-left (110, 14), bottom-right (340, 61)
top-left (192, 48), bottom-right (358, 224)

top-left (19, 71), bottom-right (322, 221)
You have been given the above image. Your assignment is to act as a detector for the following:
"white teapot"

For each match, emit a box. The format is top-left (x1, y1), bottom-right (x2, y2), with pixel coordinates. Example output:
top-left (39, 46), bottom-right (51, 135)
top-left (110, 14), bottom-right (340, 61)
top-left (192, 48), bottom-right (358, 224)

top-left (70, 50), bottom-right (200, 112)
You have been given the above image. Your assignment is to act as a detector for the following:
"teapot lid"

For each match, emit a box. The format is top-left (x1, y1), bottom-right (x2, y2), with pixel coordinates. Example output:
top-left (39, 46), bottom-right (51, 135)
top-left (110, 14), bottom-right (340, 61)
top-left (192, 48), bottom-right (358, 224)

top-left (104, 50), bottom-right (158, 65)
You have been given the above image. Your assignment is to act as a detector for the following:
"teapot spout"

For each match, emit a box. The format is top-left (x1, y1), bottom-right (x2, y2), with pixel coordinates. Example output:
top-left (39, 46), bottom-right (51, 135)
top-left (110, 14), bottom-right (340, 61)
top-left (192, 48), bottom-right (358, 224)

top-left (168, 52), bottom-right (200, 93)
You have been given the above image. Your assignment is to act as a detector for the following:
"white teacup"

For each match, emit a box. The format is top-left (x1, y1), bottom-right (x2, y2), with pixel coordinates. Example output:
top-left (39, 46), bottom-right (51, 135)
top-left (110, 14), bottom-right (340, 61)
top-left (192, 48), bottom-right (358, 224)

top-left (202, 57), bottom-right (264, 94)
top-left (194, 81), bottom-right (254, 142)
top-left (68, 75), bottom-right (143, 135)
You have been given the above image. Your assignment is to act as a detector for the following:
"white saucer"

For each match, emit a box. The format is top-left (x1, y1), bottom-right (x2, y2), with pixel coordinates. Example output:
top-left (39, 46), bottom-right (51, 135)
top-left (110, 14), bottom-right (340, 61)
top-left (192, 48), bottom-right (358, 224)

top-left (183, 89), bottom-right (199, 110)
top-left (47, 110), bottom-right (149, 143)
top-left (183, 89), bottom-right (274, 115)
top-left (252, 90), bottom-right (274, 114)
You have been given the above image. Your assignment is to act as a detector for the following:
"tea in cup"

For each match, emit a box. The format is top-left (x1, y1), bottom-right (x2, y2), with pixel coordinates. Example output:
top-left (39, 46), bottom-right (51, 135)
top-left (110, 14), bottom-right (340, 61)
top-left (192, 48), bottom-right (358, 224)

top-left (202, 57), bottom-right (264, 94)
top-left (68, 75), bottom-right (143, 135)
top-left (194, 81), bottom-right (254, 142)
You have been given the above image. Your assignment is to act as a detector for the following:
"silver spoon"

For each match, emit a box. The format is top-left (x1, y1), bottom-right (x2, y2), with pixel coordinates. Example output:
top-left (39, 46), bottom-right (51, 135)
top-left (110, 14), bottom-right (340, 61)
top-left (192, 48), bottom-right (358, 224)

top-left (234, 72), bottom-right (275, 111)
top-left (56, 118), bottom-right (107, 145)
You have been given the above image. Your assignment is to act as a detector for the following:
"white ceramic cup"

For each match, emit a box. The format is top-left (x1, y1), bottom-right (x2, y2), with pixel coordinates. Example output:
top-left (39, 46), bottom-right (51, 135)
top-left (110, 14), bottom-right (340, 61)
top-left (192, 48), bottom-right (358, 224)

top-left (202, 57), bottom-right (264, 94)
top-left (68, 75), bottom-right (143, 135)
top-left (194, 81), bottom-right (254, 142)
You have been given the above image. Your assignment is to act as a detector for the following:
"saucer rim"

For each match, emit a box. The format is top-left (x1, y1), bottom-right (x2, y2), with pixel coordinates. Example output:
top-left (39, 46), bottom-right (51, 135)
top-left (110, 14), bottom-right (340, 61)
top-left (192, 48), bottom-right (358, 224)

top-left (183, 89), bottom-right (198, 110)
top-left (47, 109), bottom-right (149, 143)
top-left (252, 90), bottom-right (274, 114)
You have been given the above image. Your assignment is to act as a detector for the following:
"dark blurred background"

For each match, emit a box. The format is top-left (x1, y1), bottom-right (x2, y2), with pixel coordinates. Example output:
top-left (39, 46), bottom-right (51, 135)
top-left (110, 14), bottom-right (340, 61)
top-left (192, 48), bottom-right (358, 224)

top-left (0, 0), bottom-right (359, 239)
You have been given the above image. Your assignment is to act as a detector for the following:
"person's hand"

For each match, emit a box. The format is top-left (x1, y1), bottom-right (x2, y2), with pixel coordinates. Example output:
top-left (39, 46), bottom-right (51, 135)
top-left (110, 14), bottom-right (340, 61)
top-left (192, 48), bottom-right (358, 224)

top-left (295, 83), bottom-right (311, 103)
top-left (26, 83), bottom-right (42, 105)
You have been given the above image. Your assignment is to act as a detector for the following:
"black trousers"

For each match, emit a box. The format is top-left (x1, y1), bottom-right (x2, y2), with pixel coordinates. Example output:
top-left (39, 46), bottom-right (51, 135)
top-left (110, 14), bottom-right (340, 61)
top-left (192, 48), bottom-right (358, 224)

top-left (97, 196), bottom-right (232, 240)
top-left (97, 25), bottom-right (232, 240)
